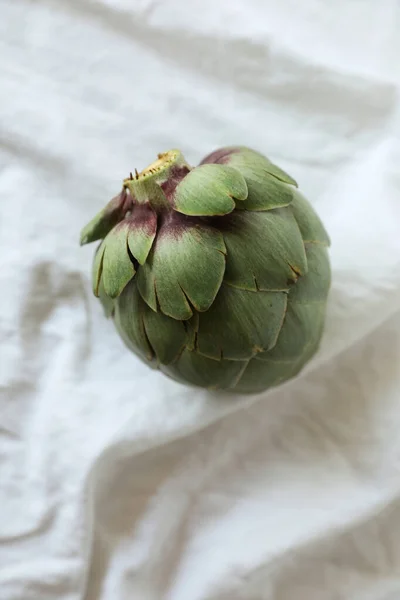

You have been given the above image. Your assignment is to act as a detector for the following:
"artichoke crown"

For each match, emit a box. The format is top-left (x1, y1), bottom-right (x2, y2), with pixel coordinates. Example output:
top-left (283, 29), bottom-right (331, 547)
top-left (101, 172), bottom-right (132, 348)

top-left (81, 147), bottom-right (330, 393)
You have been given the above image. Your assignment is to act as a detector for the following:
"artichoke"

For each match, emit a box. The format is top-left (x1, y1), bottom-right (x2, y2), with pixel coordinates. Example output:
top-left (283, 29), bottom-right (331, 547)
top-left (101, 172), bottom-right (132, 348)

top-left (80, 146), bottom-right (331, 394)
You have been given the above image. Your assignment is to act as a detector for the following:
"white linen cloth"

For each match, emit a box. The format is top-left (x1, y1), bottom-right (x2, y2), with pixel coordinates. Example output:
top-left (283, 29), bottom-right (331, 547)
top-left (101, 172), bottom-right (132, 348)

top-left (1, 1), bottom-right (400, 598)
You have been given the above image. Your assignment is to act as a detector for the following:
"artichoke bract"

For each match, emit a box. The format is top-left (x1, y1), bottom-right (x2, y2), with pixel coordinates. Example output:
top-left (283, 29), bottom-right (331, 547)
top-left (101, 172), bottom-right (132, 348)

top-left (80, 146), bottom-right (331, 394)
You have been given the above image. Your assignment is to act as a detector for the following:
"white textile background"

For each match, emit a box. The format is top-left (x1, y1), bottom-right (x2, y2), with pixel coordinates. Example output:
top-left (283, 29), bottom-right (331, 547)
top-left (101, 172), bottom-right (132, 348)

top-left (1, 1), bottom-right (400, 599)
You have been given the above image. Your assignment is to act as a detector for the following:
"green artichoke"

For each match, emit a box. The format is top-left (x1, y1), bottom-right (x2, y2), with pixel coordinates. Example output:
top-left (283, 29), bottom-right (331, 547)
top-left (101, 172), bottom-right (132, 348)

top-left (80, 146), bottom-right (331, 394)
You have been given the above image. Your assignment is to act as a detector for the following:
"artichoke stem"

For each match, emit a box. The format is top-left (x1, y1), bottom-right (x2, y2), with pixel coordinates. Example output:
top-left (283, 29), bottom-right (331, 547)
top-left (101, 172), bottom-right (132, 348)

top-left (123, 149), bottom-right (191, 212)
